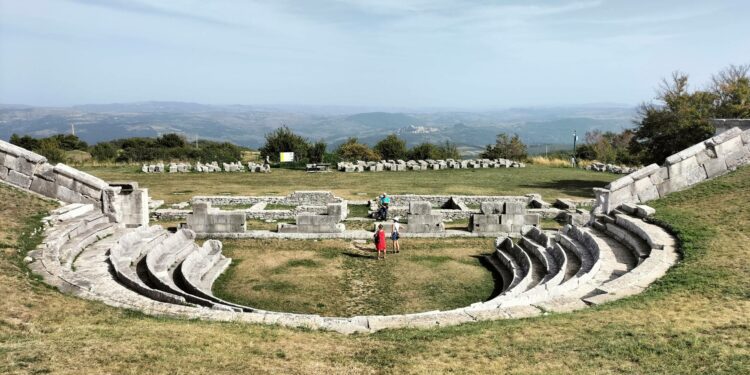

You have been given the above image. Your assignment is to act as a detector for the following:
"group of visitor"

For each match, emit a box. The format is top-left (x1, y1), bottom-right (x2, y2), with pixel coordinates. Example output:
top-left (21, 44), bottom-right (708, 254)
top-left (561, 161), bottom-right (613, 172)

top-left (374, 193), bottom-right (400, 260)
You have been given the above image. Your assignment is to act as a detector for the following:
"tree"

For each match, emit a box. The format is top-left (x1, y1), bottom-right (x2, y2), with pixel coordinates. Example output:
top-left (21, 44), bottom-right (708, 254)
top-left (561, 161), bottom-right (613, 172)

top-left (259, 126), bottom-right (310, 162)
top-left (581, 130), bottom-right (637, 165)
top-left (374, 134), bottom-right (407, 160)
top-left (435, 141), bottom-right (461, 159)
top-left (336, 138), bottom-right (381, 161)
top-left (9, 134), bottom-right (40, 151)
top-left (407, 142), bottom-right (439, 160)
top-left (711, 64), bottom-right (750, 118)
top-left (37, 138), bottom-right (65, 163)
top-left (308, 140), bottom-right (327, 163)
top-left (90, 142), bottom-right (118, 161)
top-left (52, 134), bottom-right (87, 150)
top-left (630, 72), bottom-right (716, 164)
top-left (480, 133), bottom-right (527, 160)
top-left (156, 133), bottom-right (187, 148)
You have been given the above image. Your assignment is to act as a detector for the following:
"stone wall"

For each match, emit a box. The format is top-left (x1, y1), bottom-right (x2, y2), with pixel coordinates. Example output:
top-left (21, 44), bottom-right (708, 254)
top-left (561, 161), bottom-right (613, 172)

top-left (712, 119), bottom-right (750, 134)
top-left (186, 202), bottom-right (247, 234)
top-left (277, 202), bottom-right (348, 234)
top-left (592, 127), bottom-right (750, 215)
top-left (407, 201), bottom-right (444, 233)
top-left (469, 202), bottom-right (540, 234)
top-left (0, 139), bottom-right (148, 227)
top-left (193, 191), bottom-right (342, 207)
top-left (338, 158), bottom-right (525, 172)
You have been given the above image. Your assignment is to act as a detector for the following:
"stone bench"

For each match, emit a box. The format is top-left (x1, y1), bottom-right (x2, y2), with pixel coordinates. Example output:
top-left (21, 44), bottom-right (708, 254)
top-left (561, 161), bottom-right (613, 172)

top-left (109, 226), bottom-right (189, 305)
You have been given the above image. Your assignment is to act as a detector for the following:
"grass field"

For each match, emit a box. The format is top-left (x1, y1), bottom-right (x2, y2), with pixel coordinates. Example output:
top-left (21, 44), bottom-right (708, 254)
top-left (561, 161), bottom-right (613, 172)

top-left (81, 165), bottom-right (617, 204)
top-left (213, 238), bottom-right (498, 316)
top-left (1, 167), bottom-right (749, 374)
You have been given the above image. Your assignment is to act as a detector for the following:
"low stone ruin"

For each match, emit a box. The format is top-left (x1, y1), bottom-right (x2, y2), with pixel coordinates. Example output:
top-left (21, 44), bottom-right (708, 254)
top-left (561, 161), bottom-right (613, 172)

top-left (142, 161), bottom-right (270, 173)
top-left (585, 162), bottom-right (638, 174)
top-left (186, 202), bottom-right (246, 234)
top-left (406, 201), bottom-right (445, 233)
top-left (338, 158), bottom-right (525, 173)
top-left (469, 201), bottom-right (540, 234)
top-left (277, 202), bottom-right (348, 234)
top-left (592, 126), bottom-right (750, 215)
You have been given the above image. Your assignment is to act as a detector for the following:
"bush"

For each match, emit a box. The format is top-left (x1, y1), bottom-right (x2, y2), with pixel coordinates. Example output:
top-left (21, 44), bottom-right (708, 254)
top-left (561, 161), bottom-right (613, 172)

top-left (260, 126), bottom-right (310, 163)
top-left (374, 134), bottom-right (407, 160)
top-left (480, 133), bottom-right (527, 160)
top-left (336, 138), bottom-right (380, 161)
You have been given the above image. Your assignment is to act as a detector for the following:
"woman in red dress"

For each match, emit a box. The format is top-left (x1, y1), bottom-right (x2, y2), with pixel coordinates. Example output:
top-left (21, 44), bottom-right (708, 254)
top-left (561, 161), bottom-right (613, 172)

top-left (375, 224), bottom-right (387, 259)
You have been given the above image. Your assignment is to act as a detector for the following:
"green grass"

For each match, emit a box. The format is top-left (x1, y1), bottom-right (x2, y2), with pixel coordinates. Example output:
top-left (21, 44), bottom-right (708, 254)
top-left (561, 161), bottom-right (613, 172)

top-left (80, 165), bottom-right (617, 204)
top-left (1, 167), bottom-right (749, 373)
top-left (212, 238), bottom-right (496, 316)
top-left (347, 204), bottom-right (370, 218)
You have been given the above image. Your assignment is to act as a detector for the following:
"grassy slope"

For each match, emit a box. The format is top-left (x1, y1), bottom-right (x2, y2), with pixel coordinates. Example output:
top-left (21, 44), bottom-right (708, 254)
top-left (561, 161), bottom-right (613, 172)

top-left (1, 168), bottom-right (749, 374)
top-left (81, 166), bottom-right (616, 204)
top-left (213, 238), bottom-right (497, 316)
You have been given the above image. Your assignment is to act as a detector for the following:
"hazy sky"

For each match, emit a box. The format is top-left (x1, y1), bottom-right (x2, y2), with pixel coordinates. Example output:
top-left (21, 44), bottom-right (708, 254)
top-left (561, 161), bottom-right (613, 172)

top-left (1, 0), bottom-right (748, 108)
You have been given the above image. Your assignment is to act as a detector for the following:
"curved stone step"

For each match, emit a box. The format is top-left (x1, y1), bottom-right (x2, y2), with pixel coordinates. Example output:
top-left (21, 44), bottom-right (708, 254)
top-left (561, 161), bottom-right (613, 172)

top-left (109, 226), bottom-right (190, 305)
top-left (145, 229), bottom-right (239, 311)
top-left (60, 222), bottom-right (115, 269)
top-left (177, 240), bottom-right (258, 312)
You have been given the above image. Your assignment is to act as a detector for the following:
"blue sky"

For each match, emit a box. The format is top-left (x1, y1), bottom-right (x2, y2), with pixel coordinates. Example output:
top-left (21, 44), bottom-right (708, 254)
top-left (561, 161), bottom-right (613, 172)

top-left (0, 0), bottom-right (748, 109)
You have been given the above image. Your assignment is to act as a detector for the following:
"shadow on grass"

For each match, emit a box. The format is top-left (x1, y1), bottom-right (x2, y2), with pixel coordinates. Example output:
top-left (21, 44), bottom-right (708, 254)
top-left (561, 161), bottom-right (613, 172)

top-left (472, 255), bottom-right (506, 301)
top-left (520, 179), bottom-right (609, 198)
top-left (342, 251), bottom-right (378, 260)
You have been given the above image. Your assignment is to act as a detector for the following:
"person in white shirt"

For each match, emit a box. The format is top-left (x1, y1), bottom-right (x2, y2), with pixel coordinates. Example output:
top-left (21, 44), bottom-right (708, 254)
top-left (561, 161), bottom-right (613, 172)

top-left (391, 217), bottom-right (401, 253)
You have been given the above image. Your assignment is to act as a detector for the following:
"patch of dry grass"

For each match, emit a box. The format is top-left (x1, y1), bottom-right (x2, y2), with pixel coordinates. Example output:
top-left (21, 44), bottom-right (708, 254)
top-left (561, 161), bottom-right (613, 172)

top-left (214, 238), bottom-right (496, 316)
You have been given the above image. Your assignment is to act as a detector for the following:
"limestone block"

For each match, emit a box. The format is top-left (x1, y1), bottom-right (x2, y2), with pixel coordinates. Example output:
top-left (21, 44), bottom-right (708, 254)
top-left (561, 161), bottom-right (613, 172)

top-left (695, 149), bottom-right (715, 165)
top-left (480, 202), bottom-right (503, 214)
top-left (707, 127), bottom-right (743, 146)
top-left (523, 214), bottom-right (540, 226)
top-left (653, 166), bottom-right (669, 186)
top-left (53, 163), bottom-right (108, 190)
top-left (607, 175), bottom-right (634, 191)
top-left (29, 176), bottom-right (58, 197)
top-left (628, 164), bottom-right (660, 181)
top-left (609, 185), bottom-right (636, 208)
top-left (633, 176), bottom-right (660, 202)
top-left (615, 204), bottom-right (634, 215)
top-left (702, 156), bottom-right (728, 179)
top-left (665, 142), bottom-right (706, 165)
top-left (0, 165), bottom-right (8, 179)
top-left (742, 129), bottom-right (750, 145)
top-left (713, 135), bottom-right (743, 159)
top-left (635, 205), bottom-right (656, 218)
top-left (725, 145), bottom-right (750, 169)
top-left (409, 201), bottom-right (432, 215)
top-left (504, 202), bottom-right (525, 214)
top-left (7, 169), bottom-right (32, 189)
top-left (666, 156), bottom-right (707, 191)
top-left (0, 140), bottom-right (47, 163)
top-left (499, 214), bottom-right (523, 225)
top-left (33, 163), bottom-right (56, 182)
top-left (471, 214), bottom-right (499, 226)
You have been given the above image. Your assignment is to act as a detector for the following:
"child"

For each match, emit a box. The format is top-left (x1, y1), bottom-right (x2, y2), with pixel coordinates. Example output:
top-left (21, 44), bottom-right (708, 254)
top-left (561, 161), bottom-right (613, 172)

top-left (375, 224), bottom-right (387, 259)
top-left (391, 217), bottom-right (401, 253)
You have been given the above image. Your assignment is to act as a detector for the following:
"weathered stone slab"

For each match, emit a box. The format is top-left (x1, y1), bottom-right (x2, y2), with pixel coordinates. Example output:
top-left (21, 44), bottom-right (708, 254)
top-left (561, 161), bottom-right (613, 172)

top-left (0, 140), bottom-right (47, 163)
top-left (702, 156), bottom-right (728, 179)
top-left (53, 163), bottom-right (109, 190)
top-left (409, 201), bottom-right (432, 215)
top-left (480, 202), bottom-right (503, 214)
top-left (665, 142), bottom-right (706, 165)
top-left (7, 169), bottom-right (32, 189)
top-left (504, 202), bottom-right (526, 214)
top-left (633, 176), bottom-right (660, 202)
top-left (628, 163), bottom-right (660, 181)
top-left (666, 156), bottom-right (707, 191)
top-left (29, 176), bottom-right (59, 197)
top-left (607, 175), bottom-right (633, 191)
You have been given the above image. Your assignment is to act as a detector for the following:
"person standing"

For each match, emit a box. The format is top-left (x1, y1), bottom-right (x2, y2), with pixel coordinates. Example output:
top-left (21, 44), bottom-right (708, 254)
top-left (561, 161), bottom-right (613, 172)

top-left (391, 217), bottom-right (401, 253)
top-left (375, 224), bottom-right (387, 259)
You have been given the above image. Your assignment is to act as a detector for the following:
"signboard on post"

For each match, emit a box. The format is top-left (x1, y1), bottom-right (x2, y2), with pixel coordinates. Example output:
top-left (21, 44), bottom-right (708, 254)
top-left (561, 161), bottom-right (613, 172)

top-left (279, 152), bottom-right (295, 162)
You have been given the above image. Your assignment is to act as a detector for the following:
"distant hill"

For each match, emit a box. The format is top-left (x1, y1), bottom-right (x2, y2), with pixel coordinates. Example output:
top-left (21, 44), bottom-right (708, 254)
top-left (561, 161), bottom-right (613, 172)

top-left (0, 102), bottom-right (636, 149)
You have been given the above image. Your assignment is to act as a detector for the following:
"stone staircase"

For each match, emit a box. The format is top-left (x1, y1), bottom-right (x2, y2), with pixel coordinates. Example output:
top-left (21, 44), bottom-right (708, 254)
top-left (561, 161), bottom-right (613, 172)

top-left (27, 199), bottom-right (679, 334)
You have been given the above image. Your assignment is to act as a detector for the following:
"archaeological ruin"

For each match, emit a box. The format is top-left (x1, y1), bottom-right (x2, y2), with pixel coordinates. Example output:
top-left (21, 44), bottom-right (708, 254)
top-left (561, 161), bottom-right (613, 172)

top-left (4, 125), bottom-right (750, 333)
